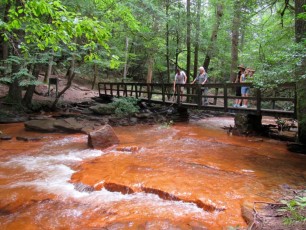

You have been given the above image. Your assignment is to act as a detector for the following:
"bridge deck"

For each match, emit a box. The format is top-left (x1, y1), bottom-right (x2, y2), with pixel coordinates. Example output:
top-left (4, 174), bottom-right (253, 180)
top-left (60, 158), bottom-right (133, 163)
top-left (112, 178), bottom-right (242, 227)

top-left (98, 82), bottom-right (296, 118)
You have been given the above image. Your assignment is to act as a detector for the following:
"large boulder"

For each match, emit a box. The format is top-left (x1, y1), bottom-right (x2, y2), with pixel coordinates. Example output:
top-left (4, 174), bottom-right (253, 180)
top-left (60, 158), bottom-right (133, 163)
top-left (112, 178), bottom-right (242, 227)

top-left (88, 125), bottom-right (119, 150)
top-left (24, 119), bottom-right (57, 132)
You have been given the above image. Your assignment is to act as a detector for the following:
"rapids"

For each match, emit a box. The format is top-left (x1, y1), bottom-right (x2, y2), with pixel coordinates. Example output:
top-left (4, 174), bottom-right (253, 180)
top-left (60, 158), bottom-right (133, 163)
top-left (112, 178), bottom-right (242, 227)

top-left (0, 118), bottom-right (305, 229)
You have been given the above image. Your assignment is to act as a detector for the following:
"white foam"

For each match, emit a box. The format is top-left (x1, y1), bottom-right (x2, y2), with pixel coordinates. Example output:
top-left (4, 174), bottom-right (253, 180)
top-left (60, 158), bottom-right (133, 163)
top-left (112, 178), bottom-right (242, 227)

top-left (2, 136), bottom-right (208, 218)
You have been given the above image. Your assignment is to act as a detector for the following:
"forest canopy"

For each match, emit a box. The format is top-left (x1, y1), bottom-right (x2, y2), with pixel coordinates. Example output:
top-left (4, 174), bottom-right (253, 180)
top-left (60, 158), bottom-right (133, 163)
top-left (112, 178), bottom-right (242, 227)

top-left (1, 0), bottom-right (304, 87)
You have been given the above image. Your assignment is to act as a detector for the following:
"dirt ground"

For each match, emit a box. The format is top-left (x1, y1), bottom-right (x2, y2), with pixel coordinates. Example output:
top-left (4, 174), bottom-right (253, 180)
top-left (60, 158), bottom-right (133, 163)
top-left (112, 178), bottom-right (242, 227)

top-left (0, 75), bottom-right (99, 104)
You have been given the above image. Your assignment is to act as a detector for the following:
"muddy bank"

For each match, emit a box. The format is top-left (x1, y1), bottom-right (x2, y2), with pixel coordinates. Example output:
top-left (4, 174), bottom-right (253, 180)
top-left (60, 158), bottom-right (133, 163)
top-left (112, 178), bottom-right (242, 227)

top-left (242, 188), bottom-right (306, 230)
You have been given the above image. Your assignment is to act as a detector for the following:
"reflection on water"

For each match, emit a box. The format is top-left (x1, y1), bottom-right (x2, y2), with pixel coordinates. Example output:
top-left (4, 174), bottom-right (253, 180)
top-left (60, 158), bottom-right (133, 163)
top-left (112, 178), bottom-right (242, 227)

top-left (0, 120), bottom-right (305, 229)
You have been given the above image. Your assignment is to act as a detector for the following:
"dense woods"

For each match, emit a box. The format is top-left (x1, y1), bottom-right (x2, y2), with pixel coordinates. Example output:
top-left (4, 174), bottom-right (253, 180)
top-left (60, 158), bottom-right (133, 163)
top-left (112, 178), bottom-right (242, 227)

top-left (0, 0), bottom-right (305, 142)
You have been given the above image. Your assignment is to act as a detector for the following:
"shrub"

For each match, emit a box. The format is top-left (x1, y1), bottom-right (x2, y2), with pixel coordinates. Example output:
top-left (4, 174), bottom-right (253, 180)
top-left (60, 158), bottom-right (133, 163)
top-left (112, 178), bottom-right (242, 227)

top-left (110, 97), bottom-right (140, 118)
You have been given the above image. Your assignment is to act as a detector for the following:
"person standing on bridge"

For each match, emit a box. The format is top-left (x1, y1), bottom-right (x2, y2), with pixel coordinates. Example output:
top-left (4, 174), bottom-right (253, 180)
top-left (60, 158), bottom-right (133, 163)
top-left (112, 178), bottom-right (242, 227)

top-left (191, 66), bottom-right (209, 105)
top-left (233, 64), bottom-right (245, 108)
top-left (173, 68), bottom-right (187, 102)
top-left (240, 68), bottom-right (250, 108)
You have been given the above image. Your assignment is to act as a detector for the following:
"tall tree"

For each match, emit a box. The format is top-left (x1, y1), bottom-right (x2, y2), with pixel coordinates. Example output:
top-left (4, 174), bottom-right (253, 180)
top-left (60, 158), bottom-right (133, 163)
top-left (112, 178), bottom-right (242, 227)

top-left (203, 2), bottom-right (224, 71)
top-left (230, 0), bottom-right (241, 82)
top-left (165, 0), bottom-right (171, 83)
top-left (193, 0), bottom-right (201, 80)
top-left (295, 0), bottom-right (306, 144)
top-left (186, 0), bottom-right (191, 82)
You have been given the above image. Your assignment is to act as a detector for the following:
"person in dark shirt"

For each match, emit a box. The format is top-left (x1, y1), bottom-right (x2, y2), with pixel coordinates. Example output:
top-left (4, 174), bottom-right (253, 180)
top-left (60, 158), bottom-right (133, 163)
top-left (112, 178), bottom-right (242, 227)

top-left (233, 64), bottom-right (245, 107)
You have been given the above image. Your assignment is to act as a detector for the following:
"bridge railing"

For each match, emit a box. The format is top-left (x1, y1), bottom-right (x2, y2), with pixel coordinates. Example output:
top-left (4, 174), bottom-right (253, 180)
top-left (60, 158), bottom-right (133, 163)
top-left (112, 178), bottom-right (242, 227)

top-left (98, 82), bottom-right (296, 118)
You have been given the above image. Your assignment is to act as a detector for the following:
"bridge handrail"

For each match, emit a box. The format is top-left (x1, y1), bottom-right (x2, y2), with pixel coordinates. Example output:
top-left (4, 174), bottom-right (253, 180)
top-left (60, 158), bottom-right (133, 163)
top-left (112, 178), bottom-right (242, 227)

top-left (97, 82), bottom-right (296, 118)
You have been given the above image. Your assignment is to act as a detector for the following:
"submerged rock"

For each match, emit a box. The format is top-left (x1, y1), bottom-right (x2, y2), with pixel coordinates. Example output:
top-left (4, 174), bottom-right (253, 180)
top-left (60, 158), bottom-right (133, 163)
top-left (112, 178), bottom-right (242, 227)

top-left (88, 125), bottom-right (119, 150)
top-left (0, 135), bottom-right (12, 140)
top-left (16, 136), bottom-right (42, 142)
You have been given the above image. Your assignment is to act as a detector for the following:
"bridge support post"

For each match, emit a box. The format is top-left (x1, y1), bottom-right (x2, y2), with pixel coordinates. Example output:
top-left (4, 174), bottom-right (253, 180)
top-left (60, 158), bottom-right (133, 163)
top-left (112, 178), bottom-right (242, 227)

top-left (234, 114), bottom-right (262, 135)
top-left (224, 84), bottom-right (228, 112)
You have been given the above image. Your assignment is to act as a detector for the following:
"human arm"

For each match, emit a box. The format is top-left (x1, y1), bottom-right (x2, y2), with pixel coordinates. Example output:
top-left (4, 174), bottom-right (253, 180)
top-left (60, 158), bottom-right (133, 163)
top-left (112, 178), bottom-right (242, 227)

top-left (184, 72), bottom-right (187, 84)
top-left (191, 75), bottom-right (198, 84)
top-left (173, 74), bottom-right (177, 90)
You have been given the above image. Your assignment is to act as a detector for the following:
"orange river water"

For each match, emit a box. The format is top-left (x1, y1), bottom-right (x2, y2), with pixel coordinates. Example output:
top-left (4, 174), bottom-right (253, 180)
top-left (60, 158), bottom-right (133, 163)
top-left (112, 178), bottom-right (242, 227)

top-left (0, 118), bottom-right (305, 229)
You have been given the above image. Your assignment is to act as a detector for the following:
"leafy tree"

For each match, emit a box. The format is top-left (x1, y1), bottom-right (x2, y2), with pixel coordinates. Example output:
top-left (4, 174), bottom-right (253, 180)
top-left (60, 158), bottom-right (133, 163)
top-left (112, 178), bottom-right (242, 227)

top-left (0, 0), bottom-right (138, 108)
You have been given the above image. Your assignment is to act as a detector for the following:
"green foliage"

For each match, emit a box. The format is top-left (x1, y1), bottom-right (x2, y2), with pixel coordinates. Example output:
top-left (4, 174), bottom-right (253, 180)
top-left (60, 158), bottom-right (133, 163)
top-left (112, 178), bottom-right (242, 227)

top-left (278, 196), bottom-right (306, 225)
top-left (110, 97), bottom-right (140, 117)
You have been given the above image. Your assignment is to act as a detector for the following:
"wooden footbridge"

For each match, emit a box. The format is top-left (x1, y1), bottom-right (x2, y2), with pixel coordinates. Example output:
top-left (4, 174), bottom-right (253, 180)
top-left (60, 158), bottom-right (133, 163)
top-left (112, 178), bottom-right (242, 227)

top-left (98, 82), bottom-right (297, 118)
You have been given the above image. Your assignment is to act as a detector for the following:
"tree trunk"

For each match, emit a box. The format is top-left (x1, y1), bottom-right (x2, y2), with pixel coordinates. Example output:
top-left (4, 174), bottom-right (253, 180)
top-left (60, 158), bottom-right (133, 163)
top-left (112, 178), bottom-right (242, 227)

top-left (166, 0), bottom-right (171, 83)
top-left (203, 3), bottom-right (224, 71)
top-left (146, 56), bottom-right (153, 83)
top-left (186, 0), bottom-right (191, 83)
top-left (91, 63), bottom-right (98, 90)
top-left (44, 52), bottom-right (54, 83)
top-left (22, 65), bottom-right (41, 107)
top-left (123, 37), bottom-right (129, 81)
top-left (193, 0), bottom-right (201, 80)
top-left (8, 61), bottom-right (22, 103)
top-left (230, 0), bottom-right (241, 82)
top-left (0, 2), bottom-right (10, 76)
top-left (295, 0), bottom-right (306, 144)
top-left (51, 57), bottom-right (76, 110)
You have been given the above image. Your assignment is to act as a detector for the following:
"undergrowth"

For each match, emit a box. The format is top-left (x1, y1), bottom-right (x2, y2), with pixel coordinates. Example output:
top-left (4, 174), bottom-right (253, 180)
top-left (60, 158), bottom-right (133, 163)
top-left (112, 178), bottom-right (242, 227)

top-left (278, 195), bottom-right (306, 225)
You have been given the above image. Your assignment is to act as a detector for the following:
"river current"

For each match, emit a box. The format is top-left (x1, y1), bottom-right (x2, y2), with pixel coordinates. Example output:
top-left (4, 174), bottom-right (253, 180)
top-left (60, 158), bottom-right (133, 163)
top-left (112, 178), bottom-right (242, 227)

top-left (0, 118), bottom-right (305, 229)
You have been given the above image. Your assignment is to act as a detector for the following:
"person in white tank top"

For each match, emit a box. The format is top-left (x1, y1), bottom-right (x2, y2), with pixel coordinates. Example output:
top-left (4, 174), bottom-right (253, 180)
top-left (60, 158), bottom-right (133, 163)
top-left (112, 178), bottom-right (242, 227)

top-left (173, 68), bottom-right (187, 102)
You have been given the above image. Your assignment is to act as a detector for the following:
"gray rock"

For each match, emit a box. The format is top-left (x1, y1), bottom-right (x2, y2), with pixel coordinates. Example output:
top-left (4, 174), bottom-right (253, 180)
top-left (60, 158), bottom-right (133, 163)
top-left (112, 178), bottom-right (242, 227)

top-left (16, 136), bottom-right (42, 141)
top-left (89, 104), bottom-right (115, 115)
top-left (0, 135), bottom-right (12, 140)
top-left (0, 117), bottom-right (28, 123)
top-left (53, 118), bottom-right (83, 133)
top-left (24, 119), bottom-right (58, 132)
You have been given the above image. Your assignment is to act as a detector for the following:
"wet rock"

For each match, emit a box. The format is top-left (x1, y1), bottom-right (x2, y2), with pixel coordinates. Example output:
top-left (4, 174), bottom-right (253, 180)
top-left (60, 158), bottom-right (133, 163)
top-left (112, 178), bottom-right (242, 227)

top-left (104, 182), bottom-right (135, 194)
top-left (16, 136), bottom-right (42, 142)
top-left (287, 143), bottom-right (306, 154)
top-left (194, 198), bottom-right (226, 212)
top-left (0, 135), bottom-right (12, 140)
top-left (135, 112), bottom-right (152, 119)
top-left (89, 104), bottom-right (115, 115)
top-left (241, 201), bottom-right (255, 225)
top-left (53, 118), bottom-right (83, 133)
top-left (88, 124), bottom-right (119, 150)
top-left (73, 182), bottom-right (94, 193)
top-left (116, 146), bottom-right (139, 152)
top-left (29, 115), bottom-right (53, 120)
top-left (141, 187), bottom-right (180, 201)
top-left (24, 119), bottom-right (58, 132)
top-left (0, 116), bottom-right (28, 123)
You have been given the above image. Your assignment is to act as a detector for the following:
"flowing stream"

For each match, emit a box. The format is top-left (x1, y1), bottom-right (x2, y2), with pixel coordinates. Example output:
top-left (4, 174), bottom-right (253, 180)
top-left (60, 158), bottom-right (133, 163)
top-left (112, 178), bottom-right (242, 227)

top-left (0, 118), bottom-right (305, 229)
